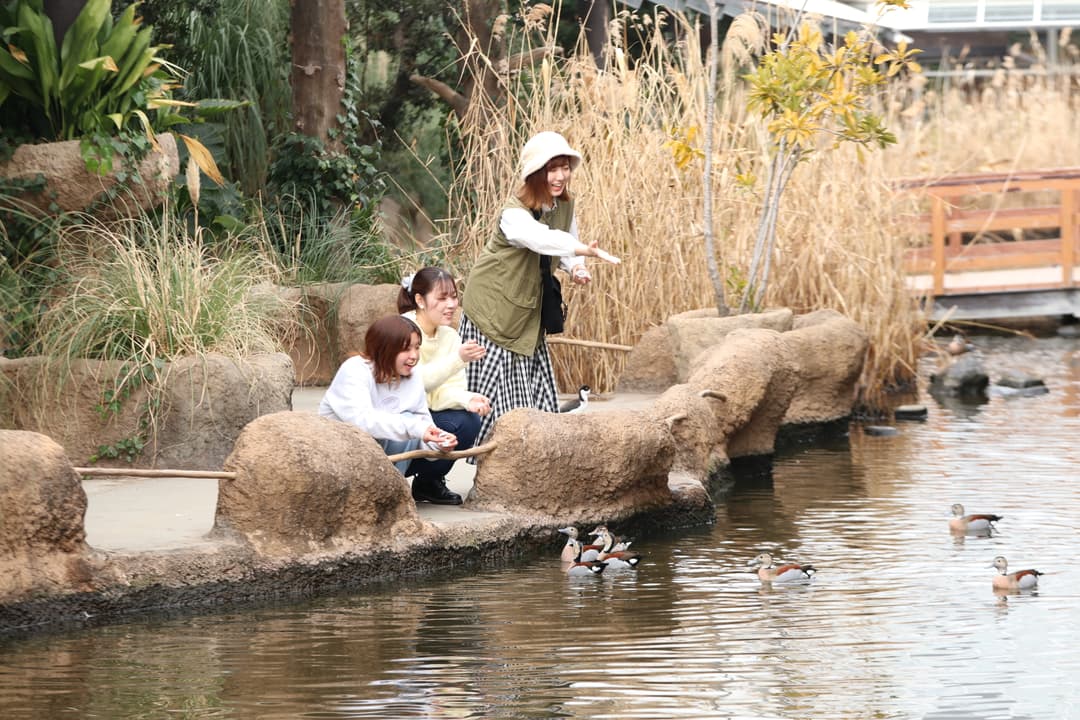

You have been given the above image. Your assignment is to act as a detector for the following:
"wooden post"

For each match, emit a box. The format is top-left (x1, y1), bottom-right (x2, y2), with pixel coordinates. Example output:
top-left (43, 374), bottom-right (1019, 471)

top-left (931, 194), bottom-right (947, 296)
top-left (1063, 187), bottom-right (1078, 288)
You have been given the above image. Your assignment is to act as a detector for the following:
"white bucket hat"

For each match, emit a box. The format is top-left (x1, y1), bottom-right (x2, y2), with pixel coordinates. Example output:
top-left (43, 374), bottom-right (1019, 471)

top-left (519, 131), bottom-right (582, 181)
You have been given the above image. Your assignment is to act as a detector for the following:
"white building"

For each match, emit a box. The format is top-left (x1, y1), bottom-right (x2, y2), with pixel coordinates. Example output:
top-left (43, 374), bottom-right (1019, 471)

top-left (623, 0), bottom-right (1080, 67)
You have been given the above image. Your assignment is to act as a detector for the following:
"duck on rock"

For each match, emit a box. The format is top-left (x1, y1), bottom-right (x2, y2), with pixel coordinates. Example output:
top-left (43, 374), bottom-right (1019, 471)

top-left (949, 503), bottom-right (1003, 534)
top-left (990, 556), bottom-right (1042, 591)
top-left (749, 552), bottom-right (816, 583)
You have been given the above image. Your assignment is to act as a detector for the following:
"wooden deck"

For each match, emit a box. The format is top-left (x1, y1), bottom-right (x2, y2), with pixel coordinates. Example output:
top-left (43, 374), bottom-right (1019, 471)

top-left (899, 167), bottom-right (1080, 320)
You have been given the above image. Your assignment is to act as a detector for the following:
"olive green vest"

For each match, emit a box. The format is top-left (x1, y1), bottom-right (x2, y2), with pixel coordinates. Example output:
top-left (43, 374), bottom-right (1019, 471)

top-left (462, 197), bottom-right (575, 356)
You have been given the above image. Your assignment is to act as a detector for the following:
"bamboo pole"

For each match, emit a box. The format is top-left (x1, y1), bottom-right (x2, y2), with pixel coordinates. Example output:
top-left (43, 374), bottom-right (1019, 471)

top-left (72, 441), bottom-right (501, 479)
top-left (546, 337), bottom-right (633, 351)
top-left (387, 440), bottom-right (499, 463)
top-left (74, 467), bottom-right (237, 479)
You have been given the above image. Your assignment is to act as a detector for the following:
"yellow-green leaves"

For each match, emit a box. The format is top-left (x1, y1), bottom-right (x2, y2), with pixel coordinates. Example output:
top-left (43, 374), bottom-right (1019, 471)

top-left (874, 41), bottom-right (923, 76)
top-left (663, 126), bottom-right (705, 170)
top-left (743, 18), bottom-right (916, 153)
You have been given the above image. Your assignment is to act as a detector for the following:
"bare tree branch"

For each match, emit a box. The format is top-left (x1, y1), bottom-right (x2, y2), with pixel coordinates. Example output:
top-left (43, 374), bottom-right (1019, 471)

top-left (507, 45), bottom-right (563, 72)
top-left (409, 74), bottom-right (469, 119)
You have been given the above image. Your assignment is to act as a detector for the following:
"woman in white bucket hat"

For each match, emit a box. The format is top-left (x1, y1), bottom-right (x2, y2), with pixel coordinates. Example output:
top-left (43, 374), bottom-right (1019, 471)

top-left (459, 130), bottom-right (621, 442)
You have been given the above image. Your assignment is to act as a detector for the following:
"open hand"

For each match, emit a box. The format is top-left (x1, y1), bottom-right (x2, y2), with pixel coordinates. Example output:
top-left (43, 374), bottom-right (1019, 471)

top-left (458, 339), bottom-right (486, 363)
top-left (423, 426), bottom-right (458, 450)
top-left (587, 240), bottom-right (621, 265)
top-left (468, 394), bottom-right (492, 416)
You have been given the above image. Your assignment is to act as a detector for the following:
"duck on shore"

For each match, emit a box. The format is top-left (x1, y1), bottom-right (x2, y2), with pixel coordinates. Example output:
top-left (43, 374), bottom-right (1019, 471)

top-left (559, 385), bottom-right (591, 414)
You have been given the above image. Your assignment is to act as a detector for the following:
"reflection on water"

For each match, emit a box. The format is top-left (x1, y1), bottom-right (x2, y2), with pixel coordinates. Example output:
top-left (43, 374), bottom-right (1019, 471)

top-left (1, 336), bottom-right (1078, 719)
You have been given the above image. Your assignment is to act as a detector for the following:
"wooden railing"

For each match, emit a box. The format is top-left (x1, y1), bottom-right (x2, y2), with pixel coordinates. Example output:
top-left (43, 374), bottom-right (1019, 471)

top-left (897, 168), bottom-right (1080, 296)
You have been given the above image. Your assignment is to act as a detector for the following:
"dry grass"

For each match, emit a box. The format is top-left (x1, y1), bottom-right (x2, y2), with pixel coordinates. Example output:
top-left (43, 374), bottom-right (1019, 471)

top-left (443, 7), bottom-right (1080, 410)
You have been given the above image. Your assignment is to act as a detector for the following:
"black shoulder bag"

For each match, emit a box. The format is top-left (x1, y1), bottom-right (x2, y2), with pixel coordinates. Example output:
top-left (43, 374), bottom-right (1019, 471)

top-left (539, 254), bottom-right (566, 335)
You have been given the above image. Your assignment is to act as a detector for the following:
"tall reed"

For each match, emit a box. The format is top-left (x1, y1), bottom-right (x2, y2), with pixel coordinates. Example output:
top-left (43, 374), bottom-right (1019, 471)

top-left (444, 8), bottom-right (1079, 410)
top-left (27, 211), bottom-right (300, 430)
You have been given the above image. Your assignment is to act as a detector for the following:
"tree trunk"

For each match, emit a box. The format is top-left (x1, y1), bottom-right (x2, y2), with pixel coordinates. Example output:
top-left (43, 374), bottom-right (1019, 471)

top-left (578, 0), bottom-right (610, 68)
top-left (290, 0), bottom-right (348, 151)
top-left (43, 0), bottom-right (87, 49)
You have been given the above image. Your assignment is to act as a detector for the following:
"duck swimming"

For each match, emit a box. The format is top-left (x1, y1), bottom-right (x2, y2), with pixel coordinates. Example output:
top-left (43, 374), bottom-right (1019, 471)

top-left (749, 552), bottom-right (816, 583)
top-left (558, 526), bottom-right (601, 562)
top-left (947, 333), bottom-right (975, 356)
top-left (593, 526), bottom-right (642, 570)
top-left (949, 503), bottom-right (1003, 533)
top-left (563, 538), bottom-right (608, 576)
top-left (990, 556), bottom-right (1042, 591)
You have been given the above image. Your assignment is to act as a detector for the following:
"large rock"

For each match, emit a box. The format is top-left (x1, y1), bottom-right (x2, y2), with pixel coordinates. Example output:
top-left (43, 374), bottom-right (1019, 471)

top-left (279, 285), bottom-right (340, 386)
top-left (156, 353), bottom-right (294, 469)
top-left (0, 431), bottom-right (94, 601)
top-left (472, 408), bottom-right (676, 519)
top-left (686, 328), bottom-right (799, 458)
top-left (783, 309), bottom-right (868, 424)
top-left (930, 355), bottom-right (989, 397)
top-left (216, 412), bottom-right (431, 556)
top-left (0, 134), bottom-right (179, 217)
top-left (650, 384), bottom-right (726, 475)
top-left (331, 283), bottom-right (401, 363)
top-left (619, 309), bottom-right (794, 392)
top-left (0, 353), bottom-right (294, 469)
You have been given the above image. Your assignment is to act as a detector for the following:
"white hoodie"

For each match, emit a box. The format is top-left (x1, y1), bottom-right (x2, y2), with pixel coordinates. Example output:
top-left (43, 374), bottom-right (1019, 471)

top-left (318, 356), bottom-right (433, 442)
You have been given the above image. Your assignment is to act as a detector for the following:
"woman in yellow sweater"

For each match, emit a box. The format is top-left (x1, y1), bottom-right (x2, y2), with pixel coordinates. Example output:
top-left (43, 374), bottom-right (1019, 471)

top-left (399, 267), bottom-right (491, 504)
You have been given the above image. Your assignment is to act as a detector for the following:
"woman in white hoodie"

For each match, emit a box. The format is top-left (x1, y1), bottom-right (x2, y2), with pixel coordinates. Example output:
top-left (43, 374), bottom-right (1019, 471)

top-left (318, 314), bottom-right (462, 505)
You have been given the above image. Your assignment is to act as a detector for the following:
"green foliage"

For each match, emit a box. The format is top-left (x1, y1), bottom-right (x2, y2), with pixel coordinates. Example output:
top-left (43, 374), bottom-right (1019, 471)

top-left (0, 0), bottom-right (178, 143)
top-left (263, 33), bottom-right (388, 282)
top-left (91, 434), bottom-right (144, 463)
top-left (262, 193), bottom-right (399, 286)
top-left (0, 193), bottom-right (65, 356)
top-left (133, 0), bottom-right (291, 195)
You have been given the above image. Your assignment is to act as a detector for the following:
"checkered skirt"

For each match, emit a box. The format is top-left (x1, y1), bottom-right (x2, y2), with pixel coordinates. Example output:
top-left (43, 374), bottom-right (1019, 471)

top-left (460, 313), bottom-right (559, 443)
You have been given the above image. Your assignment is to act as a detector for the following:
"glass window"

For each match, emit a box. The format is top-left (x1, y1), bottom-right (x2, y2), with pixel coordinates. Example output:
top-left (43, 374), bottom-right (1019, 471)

top-left (927, 1), bottom-right (979, 23)
top-left (984, 0), bottom-right (1035, 22)
top-left (1042, 0), bottom-right (1080, 21)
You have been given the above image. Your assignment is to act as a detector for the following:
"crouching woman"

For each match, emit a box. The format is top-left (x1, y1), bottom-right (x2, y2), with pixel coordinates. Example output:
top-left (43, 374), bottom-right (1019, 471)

top-left (318, 314), bottom-right (464, 505)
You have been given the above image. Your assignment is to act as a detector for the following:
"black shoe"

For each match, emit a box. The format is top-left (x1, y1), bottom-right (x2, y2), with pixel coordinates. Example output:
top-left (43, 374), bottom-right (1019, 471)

top-left (411, 476), bottom-right (463, 505)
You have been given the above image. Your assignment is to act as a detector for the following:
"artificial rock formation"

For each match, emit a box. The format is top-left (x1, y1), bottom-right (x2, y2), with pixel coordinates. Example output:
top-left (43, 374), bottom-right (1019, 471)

top-left (618, 308), bottom-right (794, 392)
top-left (0, 134), bottom-right (179, 217)
top-left (471, 408), bottom-right (676, 519)
top-left (782, 309), bottom-right (869, 425)
top-left (0, 353), bottom-right (294, 470)
top-left (0, 431), bottom-right (95, 602)
top-left (276, 282), bottom-right (400, 385)
top-left (217, 412), bottom-right (432, 556)
top-left (330, 283), bottom-right (401, 365)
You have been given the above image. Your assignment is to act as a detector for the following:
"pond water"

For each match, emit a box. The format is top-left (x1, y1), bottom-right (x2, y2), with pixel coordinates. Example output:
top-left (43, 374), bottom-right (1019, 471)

top-left (1, 335), bottom-right (1078, 719)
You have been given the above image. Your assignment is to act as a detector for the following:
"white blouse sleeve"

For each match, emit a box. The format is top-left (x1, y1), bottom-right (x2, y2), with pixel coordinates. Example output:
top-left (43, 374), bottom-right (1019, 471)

top-left (500, 207), bottom-right (588, 258)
